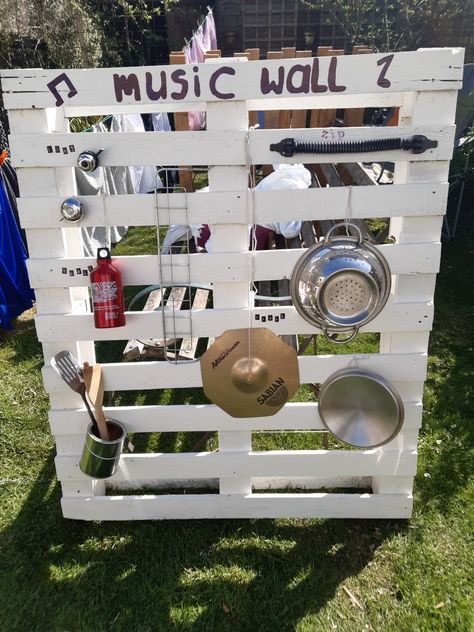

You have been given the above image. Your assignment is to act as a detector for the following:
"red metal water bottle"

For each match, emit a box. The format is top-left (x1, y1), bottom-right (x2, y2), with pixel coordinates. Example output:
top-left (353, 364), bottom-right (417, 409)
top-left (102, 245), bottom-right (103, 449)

top-left (90, 247), bottom-right (126, 328)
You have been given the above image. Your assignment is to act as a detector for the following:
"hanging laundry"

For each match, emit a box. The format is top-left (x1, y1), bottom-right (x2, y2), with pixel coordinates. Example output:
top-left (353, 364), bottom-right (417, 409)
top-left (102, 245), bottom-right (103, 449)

top-left (256, 164), bottom-right (311, 238)
top-left (162, 165), bottom-right (311, 255)
top-left (150, 112), bottom-right (171, 133)
top-left (0, 178), bottom-right (34, 329)
top-left (203, 9), bottom-right (217, 50)
top-left (183, 7), bottom-right (218, 131)
top-left (184, 44), bottom-right (206, 131)
top-left (77, 114), bottom-right (170, 256)
top-left (111, 114), bottom-right (163, 194)
top-left (76, 121), bottom-right (130, 256)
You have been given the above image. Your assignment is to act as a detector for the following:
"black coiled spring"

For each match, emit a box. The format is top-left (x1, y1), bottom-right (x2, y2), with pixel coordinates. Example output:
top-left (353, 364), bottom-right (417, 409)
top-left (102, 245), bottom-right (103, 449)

top-left (270, 135), bottom-right (437, 157)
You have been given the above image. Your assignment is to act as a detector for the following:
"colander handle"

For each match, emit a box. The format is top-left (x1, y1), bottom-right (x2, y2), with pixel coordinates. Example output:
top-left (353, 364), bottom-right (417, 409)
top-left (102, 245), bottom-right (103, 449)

top-left (323, 326), bottom-right (359, 344)
top-left (324, 221), bottom-right (363, 245)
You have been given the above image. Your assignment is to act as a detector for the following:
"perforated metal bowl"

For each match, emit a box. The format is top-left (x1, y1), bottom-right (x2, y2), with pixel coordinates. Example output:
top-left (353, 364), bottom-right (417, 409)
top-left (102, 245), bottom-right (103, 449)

top-left (290, 222), bottom-right (391, 343)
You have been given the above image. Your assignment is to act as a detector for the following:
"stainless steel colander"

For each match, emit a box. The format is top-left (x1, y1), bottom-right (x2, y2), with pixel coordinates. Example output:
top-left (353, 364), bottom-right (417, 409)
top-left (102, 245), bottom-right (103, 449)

top-left (290, 222), bottom-right (391, 343)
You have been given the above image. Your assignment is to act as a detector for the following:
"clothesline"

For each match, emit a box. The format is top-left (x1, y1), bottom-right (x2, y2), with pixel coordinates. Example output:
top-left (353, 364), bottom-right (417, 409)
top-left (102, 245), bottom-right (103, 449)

top-left (183, 6), bottom-right (214, 47)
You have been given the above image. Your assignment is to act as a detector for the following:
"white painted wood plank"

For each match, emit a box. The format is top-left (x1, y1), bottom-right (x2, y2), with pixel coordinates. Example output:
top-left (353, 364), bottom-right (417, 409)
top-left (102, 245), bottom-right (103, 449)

top-left (375, 88), bottom-right (458, 497)
top-left (17, 182), bottom-right (449, 229)
top-left (61, 493), bottom-right (413, 520)
top-left (49, 401), bottom-right (422, 434)
top-left (42, 352), bottom-right (427, 392)
top-left (9, 107), bottom-right (96, 499)
top-left (372, 476), bottom-right (414, 494)
top-left (61, 480), bottom-right (105, 497)
top-left (9, 125), bottom-right (455, 168)
top-left (1, 48), bottom-right (463, 110)
top-left (206, 99), bottom-right (253, 495)
top-left (33, 298), bottom-right (434, 342)
top-left (55, 448), bottom-right (417, 482)
top-left (26, 242), bottom-right (442, 287)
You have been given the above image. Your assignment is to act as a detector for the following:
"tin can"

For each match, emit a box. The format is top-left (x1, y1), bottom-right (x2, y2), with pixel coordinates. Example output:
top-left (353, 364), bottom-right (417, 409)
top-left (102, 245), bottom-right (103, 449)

top-left (79, 419), bottom-right (126, 479)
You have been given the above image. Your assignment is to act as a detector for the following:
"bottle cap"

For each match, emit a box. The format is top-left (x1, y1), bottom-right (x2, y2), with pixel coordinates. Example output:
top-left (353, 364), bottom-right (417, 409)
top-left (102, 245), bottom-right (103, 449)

top-left (97, 247), bottom-right (111, 260)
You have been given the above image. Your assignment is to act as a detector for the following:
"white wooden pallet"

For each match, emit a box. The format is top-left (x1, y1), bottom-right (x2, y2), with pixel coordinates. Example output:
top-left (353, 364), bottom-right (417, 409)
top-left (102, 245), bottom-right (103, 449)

top-left (1, 47), bottom-right (463, 520)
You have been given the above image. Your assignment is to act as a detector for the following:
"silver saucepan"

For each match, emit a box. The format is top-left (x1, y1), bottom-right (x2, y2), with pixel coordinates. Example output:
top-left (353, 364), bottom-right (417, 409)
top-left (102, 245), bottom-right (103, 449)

top-left (318, 368), bottom-right (404, 448)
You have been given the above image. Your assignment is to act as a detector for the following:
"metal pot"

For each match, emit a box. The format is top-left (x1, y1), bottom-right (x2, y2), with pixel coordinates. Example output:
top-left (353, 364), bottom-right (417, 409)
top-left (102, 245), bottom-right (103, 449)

top-left (318, 368), bottom-right (404, 448)
top-left (290, 222), bottom-right (391, 343)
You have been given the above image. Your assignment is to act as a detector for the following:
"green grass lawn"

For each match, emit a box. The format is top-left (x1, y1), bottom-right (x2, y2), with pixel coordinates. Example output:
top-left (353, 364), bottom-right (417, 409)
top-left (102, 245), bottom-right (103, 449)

top-left (1, 205), bottom-right (473, 631)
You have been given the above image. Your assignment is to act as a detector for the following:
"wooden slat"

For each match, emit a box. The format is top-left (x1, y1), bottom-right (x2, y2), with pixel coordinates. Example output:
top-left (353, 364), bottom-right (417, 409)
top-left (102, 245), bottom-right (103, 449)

top-left (61, 493), bottom-right (413, 520)
top-left (18, 181), bottom-right (448, 229)
top-left (55, 449), bottom-right (418, 482)
top-left (33, 298), bottom-right (435, 342)
top-left (33, 296), bottom-right (434, 342)
top-left (43, 352), bottom-right (427, 392)
top-left (26, 241), bottom-right (442, 287)
top-left (49, 400), bottom-right (422, 434)
top-left (374, 86), bottom-right (459, 496)
top-left (206, 98), bottom-right (251, 494)
top-left (3, 50), bottom-right (462, 110)
top-left (9, 124), bottom-right (454, 168)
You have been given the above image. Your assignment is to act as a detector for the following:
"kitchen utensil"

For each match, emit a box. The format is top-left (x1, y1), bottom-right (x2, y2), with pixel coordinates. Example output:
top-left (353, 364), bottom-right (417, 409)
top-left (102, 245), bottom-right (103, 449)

top-left (200, 328), bottom-right (300, 418)
top-left (51, 351), bottom-right (97, 429)
top-left (60, 197), bottom-right (84, 222)
top-left (318, 368), bottom-right (404, 448)
top-left (290, 222), bottom-right (391, 343)
top-left (82, 362), bottom-right (109, 440)
top-left (79, 418), bottom-right (126, 478)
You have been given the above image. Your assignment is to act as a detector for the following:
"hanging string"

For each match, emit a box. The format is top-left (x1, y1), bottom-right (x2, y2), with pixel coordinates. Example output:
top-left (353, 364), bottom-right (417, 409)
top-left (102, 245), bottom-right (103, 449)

top-left (245, 124), bottom-right (259, 374)
top-left (344, 184), bottom-right (353, 235)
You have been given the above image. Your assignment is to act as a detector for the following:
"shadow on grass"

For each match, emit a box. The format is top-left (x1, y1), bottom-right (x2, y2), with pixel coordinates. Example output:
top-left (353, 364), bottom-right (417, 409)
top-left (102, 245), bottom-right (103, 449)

top-left (0, 455), bottom-right (406, 631)
top-left (416, 196), bottom-right (474, 513)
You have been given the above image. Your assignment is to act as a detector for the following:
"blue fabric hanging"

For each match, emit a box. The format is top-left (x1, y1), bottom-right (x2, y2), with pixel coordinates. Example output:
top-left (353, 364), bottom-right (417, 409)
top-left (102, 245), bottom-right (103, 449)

top-left (0, 177), bottom-right (34, 329)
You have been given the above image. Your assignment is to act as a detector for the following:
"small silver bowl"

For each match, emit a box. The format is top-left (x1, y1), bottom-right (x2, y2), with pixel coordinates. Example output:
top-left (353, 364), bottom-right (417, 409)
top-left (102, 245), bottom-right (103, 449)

top-left (319, 368), bottom-right (404, 448)
top-left (291, 222), bottom-right (391, 343)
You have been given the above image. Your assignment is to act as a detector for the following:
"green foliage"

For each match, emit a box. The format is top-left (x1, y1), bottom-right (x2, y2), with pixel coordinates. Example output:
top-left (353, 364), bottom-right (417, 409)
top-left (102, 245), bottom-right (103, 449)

top-left (299, 0), bottom-right (471, 52)
top-left (0, 0), bottom-right (103, 69)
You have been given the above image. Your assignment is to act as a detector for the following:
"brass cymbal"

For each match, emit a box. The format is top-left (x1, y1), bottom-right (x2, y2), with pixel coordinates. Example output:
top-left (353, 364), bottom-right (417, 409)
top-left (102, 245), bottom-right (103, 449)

top-left (200, 328), bottom-right (300, 418)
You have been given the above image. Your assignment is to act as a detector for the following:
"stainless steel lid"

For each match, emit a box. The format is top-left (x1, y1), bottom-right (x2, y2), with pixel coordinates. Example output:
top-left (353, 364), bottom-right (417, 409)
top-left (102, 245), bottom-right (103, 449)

top-left (319, 368), bottom-right (404, 448)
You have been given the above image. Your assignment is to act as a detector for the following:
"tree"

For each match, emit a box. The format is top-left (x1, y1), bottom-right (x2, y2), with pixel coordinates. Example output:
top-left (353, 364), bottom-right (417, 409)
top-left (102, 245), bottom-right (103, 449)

top-left (299, 0), bottom-right (472, 52)
top-left (0, 0), bottom-right (103, 69)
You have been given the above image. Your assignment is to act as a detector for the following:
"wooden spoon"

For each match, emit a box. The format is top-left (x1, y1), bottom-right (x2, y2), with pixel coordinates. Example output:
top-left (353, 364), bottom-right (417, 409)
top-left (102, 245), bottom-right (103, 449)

top-left (83, 362), bottom-right (109, 440)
